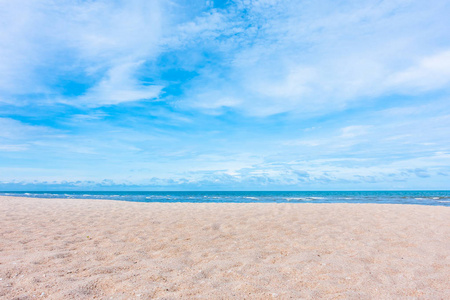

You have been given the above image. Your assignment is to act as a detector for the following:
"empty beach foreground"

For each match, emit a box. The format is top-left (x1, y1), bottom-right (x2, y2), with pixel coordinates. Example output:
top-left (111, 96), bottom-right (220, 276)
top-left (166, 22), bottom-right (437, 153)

top-left (1, 196), bottom-right (449, 299)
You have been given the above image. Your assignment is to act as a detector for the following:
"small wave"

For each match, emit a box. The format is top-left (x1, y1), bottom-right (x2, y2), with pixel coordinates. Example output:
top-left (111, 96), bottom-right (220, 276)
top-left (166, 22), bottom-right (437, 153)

top-left (244, 197), bottom-right (259, 200)
top-left (285, 197), bottom-right (311, 201)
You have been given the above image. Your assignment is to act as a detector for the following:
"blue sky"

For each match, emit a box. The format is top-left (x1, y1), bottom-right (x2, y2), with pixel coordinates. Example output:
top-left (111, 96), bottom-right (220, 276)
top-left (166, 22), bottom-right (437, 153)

top-left (1, 0), bottom-right (450, 190)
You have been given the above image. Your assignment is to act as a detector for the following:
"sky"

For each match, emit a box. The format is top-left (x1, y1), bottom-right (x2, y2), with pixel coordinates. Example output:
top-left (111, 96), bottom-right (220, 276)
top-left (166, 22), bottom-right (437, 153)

top-left (1, 0), bottom-right (450, 191)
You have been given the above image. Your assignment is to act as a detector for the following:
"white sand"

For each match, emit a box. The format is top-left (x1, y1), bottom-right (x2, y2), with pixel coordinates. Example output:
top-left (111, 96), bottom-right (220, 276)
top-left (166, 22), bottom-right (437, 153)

top-left (1, 196), bottom-right (449, 299)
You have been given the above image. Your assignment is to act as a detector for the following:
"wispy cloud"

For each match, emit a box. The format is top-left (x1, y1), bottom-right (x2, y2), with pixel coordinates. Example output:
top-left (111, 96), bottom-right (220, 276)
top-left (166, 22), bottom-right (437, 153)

top-left (73, 61), bottom-right (163, 106)
top-left (0, 118), bottom-right (58, 140)
top-left (175, 0), bottom-right (450, 116)
top-left (0, 0), bottom-right (165, 105)
top-left (386, 50), bottom-right (450, 93)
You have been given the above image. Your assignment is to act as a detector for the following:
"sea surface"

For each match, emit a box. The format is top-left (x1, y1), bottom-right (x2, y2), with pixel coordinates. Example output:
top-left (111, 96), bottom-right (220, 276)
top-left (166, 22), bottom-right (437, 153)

top-left (1, 191), bottom-right (450, 206)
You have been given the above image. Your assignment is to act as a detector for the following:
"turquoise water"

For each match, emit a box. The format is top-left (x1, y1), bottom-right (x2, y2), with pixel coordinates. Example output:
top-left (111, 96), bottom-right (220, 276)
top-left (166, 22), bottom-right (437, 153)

top-left (1, 191), bottom-right (450, 206)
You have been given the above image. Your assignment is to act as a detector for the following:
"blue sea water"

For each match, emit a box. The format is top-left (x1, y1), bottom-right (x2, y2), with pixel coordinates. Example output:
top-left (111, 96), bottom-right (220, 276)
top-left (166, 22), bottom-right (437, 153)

top-left (1, 191), bottom-right (450, 206)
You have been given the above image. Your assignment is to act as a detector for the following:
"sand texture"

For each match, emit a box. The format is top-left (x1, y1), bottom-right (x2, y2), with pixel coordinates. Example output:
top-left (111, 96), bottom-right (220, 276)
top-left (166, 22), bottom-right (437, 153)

top-left (0, 196), bottom-right (449, 299)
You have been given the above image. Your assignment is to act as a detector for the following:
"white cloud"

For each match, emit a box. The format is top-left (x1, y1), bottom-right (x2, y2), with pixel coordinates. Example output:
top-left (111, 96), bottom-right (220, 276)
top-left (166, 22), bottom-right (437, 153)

top-left (0, 0), bottom-right (165, 106)
top-left (74, 61), bottom-right (163, 106)
top-left (0, 118), bottom-right (55, 139)
top-left (340, 126), bottom-right (371, 139)
top-left (0, 145), bottom-right (29, 152)
top-left (0, 118), bottom-right (61, 152)
top-left (177, 0), bottom-right (450, 116)
top-left (2, 0), bottom-right (449, 111)
top-left (386, 50), bottom-right (450, 92)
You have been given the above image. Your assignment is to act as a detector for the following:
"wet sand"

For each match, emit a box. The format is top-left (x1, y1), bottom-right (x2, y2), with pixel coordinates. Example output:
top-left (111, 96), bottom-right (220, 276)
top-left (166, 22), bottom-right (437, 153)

top-left (1, 196), bottom-right (449, 299)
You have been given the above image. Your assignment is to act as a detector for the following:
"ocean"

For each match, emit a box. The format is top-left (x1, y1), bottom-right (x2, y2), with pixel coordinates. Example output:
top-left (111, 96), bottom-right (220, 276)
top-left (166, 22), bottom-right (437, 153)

top-left (1, 191), bottom-right (450, 206)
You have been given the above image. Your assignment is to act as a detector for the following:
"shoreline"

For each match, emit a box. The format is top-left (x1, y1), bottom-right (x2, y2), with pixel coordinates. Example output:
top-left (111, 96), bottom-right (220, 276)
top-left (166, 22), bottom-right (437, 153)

top-left (1, 196), bottom-right (449, 299)
top-left (2, 192), bottom-right (450, 207)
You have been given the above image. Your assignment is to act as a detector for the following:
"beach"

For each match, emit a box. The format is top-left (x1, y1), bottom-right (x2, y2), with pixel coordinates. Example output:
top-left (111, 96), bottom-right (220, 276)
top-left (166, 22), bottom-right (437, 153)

top-left (1, 196), bottom-right (449, 299)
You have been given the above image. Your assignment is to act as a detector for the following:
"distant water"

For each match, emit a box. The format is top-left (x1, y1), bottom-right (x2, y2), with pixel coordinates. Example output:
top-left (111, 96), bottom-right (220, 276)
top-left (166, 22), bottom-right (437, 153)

top-left (1, 191), bottom-right (450, 206)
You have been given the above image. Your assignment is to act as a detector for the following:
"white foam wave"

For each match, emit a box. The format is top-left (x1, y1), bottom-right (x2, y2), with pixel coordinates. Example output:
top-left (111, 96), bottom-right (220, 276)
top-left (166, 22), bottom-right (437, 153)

top-left (285, 197), bottom-right (311, 201)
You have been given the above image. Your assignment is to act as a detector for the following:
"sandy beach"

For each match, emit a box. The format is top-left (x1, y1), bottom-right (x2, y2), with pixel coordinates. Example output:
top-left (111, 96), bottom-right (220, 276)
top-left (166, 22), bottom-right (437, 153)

top-left (0, 196), bottom-right (449, 299)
